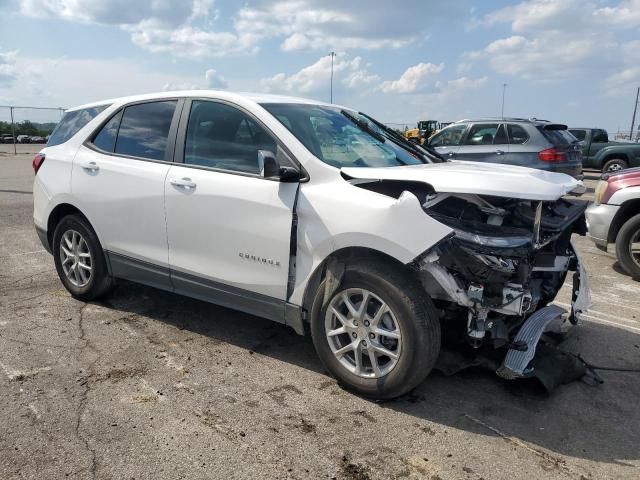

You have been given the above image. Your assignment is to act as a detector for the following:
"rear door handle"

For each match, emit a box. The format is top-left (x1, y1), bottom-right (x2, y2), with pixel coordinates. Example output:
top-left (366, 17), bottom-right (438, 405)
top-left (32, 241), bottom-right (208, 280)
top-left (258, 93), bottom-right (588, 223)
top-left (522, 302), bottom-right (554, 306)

top-left (80, 161), bottom-right (99, 171)
top-left (169, 177), bottom-right (197, 189)
top-left (447, 152), bottom-right (455, 157)
top-left (495, 150), bottom-right (505, 155)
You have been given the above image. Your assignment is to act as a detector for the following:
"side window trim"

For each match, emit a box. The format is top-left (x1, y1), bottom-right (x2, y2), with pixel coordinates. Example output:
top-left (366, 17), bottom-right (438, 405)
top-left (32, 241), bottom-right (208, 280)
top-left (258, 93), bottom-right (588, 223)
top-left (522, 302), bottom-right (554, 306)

top-left (84, 98), bottom-right (184, 163)
top-left (174, 97), bottom-right (307, 181)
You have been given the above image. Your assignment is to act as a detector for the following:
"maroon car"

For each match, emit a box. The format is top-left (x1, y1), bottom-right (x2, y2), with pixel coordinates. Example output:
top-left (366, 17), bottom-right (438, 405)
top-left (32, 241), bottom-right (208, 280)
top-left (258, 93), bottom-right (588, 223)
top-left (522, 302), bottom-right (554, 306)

top-left (586, 167), bottom-right (640, 277)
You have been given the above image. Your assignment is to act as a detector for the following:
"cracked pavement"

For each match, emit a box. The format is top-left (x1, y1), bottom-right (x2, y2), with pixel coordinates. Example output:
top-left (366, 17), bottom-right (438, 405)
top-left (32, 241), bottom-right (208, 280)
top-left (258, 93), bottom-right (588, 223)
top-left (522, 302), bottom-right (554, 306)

top-left (1, 146), bottom-right (640, 479)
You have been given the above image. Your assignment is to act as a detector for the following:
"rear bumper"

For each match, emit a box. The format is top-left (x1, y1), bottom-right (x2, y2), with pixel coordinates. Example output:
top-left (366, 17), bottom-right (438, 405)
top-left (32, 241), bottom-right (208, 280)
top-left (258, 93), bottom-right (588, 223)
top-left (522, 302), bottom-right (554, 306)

top-left (538, 164), bottom-right (583, 179)
top-left (585, 203), bottom-right (619, 249)
top-left (35, 225), bottom-right (51, 254)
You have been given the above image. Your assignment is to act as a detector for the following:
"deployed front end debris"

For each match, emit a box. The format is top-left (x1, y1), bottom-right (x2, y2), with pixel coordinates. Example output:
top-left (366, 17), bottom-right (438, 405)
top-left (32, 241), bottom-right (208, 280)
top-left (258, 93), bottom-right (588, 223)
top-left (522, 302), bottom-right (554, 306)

top-left (415, 193), bottom-right (592, 387)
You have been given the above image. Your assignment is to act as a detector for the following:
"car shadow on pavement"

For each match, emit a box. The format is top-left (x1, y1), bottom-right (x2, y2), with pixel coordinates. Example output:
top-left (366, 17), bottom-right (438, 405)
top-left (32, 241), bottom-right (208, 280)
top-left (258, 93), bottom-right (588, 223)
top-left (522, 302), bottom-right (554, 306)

top-left (103, 280), bottom-right (640, 467)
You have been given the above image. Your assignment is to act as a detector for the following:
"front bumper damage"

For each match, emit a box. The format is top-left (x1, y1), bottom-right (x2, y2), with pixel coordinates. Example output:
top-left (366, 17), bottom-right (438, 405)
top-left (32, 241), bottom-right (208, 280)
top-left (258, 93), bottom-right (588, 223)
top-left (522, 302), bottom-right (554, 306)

top-left (416, 195), bottom-right (594, 390)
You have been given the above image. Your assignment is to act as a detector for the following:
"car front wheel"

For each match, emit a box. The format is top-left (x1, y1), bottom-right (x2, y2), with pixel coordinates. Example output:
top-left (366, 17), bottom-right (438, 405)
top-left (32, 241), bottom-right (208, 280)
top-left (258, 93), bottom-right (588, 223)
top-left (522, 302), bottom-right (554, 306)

top-left (616, 214), bottom-right (640, 279)
top-left (310, 260), bottom-right (441, 400)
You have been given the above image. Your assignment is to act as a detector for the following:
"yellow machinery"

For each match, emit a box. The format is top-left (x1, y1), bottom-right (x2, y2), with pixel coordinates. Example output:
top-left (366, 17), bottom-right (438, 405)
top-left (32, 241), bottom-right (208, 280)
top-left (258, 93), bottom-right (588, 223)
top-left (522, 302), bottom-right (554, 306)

top-left (404, 120), bottom-right (441, 144)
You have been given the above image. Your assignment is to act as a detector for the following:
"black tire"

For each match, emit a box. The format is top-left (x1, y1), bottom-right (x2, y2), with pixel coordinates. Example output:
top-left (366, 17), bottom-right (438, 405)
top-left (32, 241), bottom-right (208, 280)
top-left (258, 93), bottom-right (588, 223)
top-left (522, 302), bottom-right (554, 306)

top-left (616, 214), bottom-right (640, 279)
top-left (52, 214), bottom-right (114, 301)
top-left (310, 259), bottom-right (441, 400)
top-left (602, 158), bottom-right (628, 174)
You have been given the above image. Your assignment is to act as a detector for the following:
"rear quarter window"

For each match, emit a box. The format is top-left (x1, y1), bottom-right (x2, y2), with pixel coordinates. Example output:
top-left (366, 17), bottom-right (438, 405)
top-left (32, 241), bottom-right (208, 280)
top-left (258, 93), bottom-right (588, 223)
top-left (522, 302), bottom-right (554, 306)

top-left (47, 105), bottom-right (109, 147)
top-left (507, 124), bottom-right (529, 144)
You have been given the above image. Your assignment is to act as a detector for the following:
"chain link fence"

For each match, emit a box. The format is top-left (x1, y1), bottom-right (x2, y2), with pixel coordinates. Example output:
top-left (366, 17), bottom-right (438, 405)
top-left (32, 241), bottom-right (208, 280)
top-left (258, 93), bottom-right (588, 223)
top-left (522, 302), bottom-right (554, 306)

top-left (0, 106), bottom-right (65, 154)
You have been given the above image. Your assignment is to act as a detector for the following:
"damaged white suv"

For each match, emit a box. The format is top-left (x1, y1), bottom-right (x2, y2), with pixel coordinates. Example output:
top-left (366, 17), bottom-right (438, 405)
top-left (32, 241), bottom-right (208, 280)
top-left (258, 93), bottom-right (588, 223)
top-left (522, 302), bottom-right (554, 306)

top-left (33, 91), bottom-right (590, 399)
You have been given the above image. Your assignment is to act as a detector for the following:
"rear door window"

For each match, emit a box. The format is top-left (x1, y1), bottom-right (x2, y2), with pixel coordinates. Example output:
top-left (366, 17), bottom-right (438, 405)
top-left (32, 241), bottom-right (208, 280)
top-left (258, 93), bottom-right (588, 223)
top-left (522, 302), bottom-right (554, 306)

top-left (114, 101), bottom-right (177, 161)
top-left (429, 124), bottom-right (467, 147)
top-left (465, 124), bottom-right (499, 145)
top-left (47, 105), bottom-right (108, 147)
top-left (507, 124), bottom-right (530, 144)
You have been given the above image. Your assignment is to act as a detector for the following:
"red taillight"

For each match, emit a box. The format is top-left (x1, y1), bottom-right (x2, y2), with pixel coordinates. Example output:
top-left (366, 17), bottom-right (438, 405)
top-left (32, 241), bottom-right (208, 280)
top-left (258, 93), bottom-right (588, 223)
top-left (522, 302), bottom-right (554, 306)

top-left (32, 154), bottom-right (45, 174)
top-left (538, 148), bottom-right (565, 162)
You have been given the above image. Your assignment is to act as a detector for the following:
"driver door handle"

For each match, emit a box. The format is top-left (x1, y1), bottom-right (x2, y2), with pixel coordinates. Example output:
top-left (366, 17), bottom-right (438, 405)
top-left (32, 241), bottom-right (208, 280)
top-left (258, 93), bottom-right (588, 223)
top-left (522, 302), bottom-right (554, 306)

top-left (80, 161), bottom-right (99, 171)
top-left (495, 150), bottom-right (505, 155)
top-left (169, 177), bottom-right (197, 189)
top-left (447, 152), bottom-right (455, 157)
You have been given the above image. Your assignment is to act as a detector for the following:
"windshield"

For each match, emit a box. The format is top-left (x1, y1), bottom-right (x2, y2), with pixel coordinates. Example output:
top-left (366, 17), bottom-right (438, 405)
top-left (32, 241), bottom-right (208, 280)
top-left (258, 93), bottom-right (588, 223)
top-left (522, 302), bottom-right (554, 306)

top-left (260, 103), bottom-right (426, 168)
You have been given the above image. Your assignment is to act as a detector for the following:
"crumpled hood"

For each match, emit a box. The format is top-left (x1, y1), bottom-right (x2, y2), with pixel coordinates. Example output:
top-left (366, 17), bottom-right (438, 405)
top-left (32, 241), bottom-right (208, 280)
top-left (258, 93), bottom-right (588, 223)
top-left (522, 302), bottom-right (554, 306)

top-left (341, 160), bottom-right (583, 201)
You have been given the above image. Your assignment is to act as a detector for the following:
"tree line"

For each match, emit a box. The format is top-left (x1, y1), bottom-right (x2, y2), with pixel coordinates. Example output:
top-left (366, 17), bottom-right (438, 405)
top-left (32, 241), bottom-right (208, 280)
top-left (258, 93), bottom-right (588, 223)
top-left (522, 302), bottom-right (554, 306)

top-left (0, 120), bottom-right (58, 137)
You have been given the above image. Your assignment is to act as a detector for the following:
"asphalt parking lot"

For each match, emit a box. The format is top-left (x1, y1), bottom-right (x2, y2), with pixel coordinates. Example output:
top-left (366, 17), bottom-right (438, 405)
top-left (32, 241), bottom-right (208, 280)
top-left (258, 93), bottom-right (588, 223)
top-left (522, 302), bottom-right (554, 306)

top-left (1, 145), bottom-right (639, 480)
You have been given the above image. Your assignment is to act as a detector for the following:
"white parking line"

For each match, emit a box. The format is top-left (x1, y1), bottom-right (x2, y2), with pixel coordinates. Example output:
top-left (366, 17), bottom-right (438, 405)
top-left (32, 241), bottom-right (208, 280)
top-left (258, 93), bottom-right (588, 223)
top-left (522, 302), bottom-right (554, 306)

top-left (554, 301), bottom-right (640, 333)
top-left (0, 249), bottom-right (47, 259)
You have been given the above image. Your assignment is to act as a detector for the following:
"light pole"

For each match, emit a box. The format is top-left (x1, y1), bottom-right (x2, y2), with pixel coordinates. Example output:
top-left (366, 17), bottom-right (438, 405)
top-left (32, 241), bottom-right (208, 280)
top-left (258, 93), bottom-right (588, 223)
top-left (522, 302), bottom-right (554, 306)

top-left (329, 51), bottom-right (336, 104)
top-left (501, 83), bottom-right (507, 119)
top-left (630, 87), bottom-right (639, 142)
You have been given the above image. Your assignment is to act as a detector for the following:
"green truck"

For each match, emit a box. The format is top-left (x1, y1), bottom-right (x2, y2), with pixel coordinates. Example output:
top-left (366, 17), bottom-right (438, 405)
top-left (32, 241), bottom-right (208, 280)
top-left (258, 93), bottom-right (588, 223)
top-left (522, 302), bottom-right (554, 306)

top-left (569, 128), bottom-right (640, 173)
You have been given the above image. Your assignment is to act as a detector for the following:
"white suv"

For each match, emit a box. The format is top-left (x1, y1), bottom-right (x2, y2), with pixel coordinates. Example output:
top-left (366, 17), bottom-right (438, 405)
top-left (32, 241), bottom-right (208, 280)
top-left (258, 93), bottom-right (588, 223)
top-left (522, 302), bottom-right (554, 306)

top-left (33, 91), bottom-right (590, 399)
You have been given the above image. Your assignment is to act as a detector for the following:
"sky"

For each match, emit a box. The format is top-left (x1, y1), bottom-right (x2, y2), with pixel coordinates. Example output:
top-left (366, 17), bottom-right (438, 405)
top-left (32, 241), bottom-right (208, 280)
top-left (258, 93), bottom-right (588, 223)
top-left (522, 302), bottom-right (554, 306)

top-left (0, 0), bottom-right (639, 132)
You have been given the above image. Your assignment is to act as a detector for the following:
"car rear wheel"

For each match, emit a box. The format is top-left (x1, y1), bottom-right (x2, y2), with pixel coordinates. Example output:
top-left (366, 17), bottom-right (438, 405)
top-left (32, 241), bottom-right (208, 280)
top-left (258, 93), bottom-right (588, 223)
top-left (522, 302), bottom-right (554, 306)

top-left (603, 158), bottom-right (628, 174)
top-left (310, 259), bottom-right (441, 399)
top-left (53, 214), bottom-right (114, 301)
top-left (616, 214), bottom-right (640, 279)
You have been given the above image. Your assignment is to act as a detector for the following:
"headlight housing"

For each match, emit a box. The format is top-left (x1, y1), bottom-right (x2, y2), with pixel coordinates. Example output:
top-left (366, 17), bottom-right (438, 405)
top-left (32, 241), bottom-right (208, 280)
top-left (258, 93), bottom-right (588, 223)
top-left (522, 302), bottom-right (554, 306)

top-left (594, 179), bottom-right (608, 206)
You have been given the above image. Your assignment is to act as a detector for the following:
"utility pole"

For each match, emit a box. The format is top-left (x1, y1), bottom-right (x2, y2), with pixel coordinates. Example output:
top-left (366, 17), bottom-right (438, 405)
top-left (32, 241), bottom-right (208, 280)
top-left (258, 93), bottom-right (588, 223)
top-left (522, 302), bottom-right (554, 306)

top-left (501, 83), bottom-right (507, 119)
top-left (9, 106), bottom-right (16, 155)
top-left (329, 51), bottom-right (336, 104)
top-left (630, 87), bottom-right (639, 142)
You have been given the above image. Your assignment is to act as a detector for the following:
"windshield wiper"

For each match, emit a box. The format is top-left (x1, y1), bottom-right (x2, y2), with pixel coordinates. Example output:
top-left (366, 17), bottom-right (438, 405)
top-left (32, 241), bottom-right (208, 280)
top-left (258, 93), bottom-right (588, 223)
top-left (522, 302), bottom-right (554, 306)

top-left (340, 110), bottom-right (387, 143)
top-left (359, 113), bottom-right (446, 163)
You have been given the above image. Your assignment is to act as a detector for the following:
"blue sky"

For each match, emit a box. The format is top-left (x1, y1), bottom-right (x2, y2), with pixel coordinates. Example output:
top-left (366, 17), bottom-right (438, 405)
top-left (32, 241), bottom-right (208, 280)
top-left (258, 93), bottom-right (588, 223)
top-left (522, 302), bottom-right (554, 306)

top-left (1, 0), bottom-right (639, 133)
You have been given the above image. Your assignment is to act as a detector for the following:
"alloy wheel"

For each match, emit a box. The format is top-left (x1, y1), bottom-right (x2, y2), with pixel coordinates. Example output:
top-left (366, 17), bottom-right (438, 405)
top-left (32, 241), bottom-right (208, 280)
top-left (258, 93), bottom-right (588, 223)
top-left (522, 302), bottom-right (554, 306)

top-left (324, 288), bottom-right (402, 378)
top-left (629, 229), bottom-right (640, 270)
top-left (59, 229), bottom-right (93, 287)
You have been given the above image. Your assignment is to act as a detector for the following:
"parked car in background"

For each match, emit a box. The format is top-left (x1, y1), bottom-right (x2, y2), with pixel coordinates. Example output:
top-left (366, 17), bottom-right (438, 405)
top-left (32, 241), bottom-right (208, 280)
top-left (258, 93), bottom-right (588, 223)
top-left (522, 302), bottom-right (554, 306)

top-left (427, 118), bottom-right (583, 179)
top-left (1, 134), bottom-right (15, 144)
top-left (30, 136), bottom-right (46, 143)
top-left (32, 91), bottom-right (590, 399)
top-left (17, 135), bottom-right (32, 144)
top-left (568, 128), bottom-right (635, 173)
top-left (586, 167), bottom-right (640, 278)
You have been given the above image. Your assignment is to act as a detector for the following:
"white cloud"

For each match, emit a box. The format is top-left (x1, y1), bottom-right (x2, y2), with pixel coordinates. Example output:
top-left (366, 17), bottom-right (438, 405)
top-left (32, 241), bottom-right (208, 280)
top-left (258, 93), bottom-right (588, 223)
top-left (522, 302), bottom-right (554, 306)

top-left (467, 0), bottom-right (640, 83)
top-left (593, 0), bottom-right (640, 28)
top-left (380, 63), bottom-right (444, 94)
top-left (127, 22), bottom-right (254, 59)
top-left (205, 69), bottom-right (227, 89)
top-left (0, 51), bottom-right (211, 110)
top-left (442, 76), bottom-right (488, 91)
top-left (18, 0), bottom-right (461, 58)
top-left (605, 67), bottom-right (640, 96)
top-left (0, 50), bottom-right (19, 87)
top-left (260, 54), bottom-right (378, 94)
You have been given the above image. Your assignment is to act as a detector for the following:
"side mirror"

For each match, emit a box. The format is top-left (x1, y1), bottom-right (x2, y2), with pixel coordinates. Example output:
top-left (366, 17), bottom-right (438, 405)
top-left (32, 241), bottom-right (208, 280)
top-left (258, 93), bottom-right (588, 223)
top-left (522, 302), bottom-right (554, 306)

top-left (258, 149), bottom-right (301, 182)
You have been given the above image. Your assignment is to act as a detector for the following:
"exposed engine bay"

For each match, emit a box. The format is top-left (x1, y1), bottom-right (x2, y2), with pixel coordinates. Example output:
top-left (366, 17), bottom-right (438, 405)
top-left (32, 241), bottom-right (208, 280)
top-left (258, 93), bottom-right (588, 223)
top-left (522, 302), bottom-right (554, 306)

top-left (416, 192), bottom-right (591, 380)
